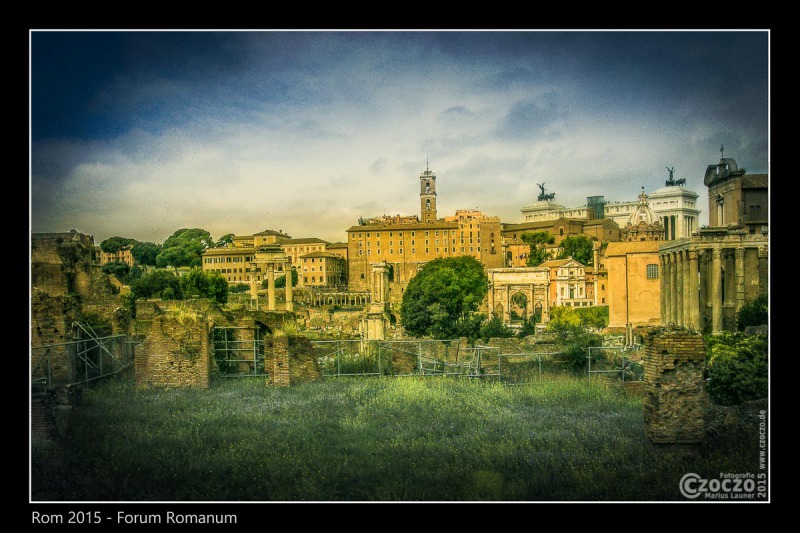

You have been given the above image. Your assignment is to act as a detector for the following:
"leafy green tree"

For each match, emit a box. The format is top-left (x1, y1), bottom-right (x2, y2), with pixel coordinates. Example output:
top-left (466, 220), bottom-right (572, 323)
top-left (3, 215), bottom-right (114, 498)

top-left (574, 305), bottom-right (609, 329)
top-left (99, 236), bottom-right (138, 253)
top-left (180, 268), bottom-right (228, 304)
top-left (130, 270), bottom-right (183, 300)
top-left (400, 256), bottom-right (489, 339)
top-left (213, 234), bottom-right (234, 248)
top-left (479, 316), bottom-right (514, 342)
top-left (156, 228), bottom-right (213, 270)
top-left (521, 231), bottom-right (555, 267)
top-left (705, 333), bottom-right (768, 405)
top-left (131, 241), bottom-right (161, 267)
top-left (229, 283), bottom-right (251, 294)
top-left (557, 235), bottom-right (594, 266)
top-left (517, 314), bottom-right (539, 338)
top-left (736, 294), bottom-right (768, 331)
top-left (156, 246), bottom-right (192, 273)
top-left (100, 261), bottom-right (130, 279)
top-left (547, 306), bottom-right (602, 373)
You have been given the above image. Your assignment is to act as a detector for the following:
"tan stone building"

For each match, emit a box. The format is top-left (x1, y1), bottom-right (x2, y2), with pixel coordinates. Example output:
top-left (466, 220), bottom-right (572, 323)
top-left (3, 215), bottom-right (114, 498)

top-left (282, 237), bottom-right (329, 268)
top-left (539, 257), bottom-right (595, 309)
top-left (605, 241), bottom-right (663, 329)
top-left (486, 267), bottom-right (550, 324)
top-left (299, 251), bottom-right (347, 288)
top-left (346, 167), bottom-right (503, 299)
top-left (501, 218), bottom-right (619, 267)
top-left (98, 246), bottom-right (134, 266)
top-left (605, 189), bottom-right (666, 329)
top-left (705, 156), bottom-right (768, 235)
top-left (659, 154), bottom-right (768, 334)
top-left (520, 180), bottom-right (700, 241)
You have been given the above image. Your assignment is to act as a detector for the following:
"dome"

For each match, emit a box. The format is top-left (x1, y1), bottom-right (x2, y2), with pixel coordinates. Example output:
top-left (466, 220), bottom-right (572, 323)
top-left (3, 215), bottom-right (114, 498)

top-left (626, 187), bottom-right (660, 226)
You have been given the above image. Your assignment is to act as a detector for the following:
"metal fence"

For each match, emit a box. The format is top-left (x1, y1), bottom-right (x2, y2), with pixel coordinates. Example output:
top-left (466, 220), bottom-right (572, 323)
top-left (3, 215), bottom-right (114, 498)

top-left (31, 332), bottom-right (136, 387)
top-left (304, 338), bottom-right (643, 384)
top-left (211, 327), bottom-right (268, 377)
top-left (311, 339), bottom-right (493, 378)
top-left (587, 345), bottom-right (644, 383)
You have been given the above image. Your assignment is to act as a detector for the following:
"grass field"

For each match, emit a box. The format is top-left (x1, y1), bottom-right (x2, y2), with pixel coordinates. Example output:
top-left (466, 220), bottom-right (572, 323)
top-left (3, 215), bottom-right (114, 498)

top-left (31, 376), bottom-right (760, 501)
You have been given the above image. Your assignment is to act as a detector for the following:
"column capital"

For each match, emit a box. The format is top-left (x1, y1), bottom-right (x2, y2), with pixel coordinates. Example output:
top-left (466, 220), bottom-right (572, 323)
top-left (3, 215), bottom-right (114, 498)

top-left (711, 248), bottom-right (723, 260)
top-left (688, 249), bottom-right (699, 261)
top-left (734, 247), bottom-right (745, 259)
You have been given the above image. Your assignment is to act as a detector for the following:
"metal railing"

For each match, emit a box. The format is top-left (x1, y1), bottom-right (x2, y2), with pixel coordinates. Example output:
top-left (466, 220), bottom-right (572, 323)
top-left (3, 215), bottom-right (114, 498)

top-left (587, 345), bottom-right (643, 383)
top-left (31, 330), bottom-right (136, 387)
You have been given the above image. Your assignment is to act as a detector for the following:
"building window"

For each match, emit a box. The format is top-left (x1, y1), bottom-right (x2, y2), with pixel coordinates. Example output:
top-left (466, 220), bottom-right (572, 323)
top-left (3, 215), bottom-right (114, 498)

top-left (412, 248), bottom-right (415, 254)
top-left (646, 264), bottom-right (659, 279)
top-left (399, 249), bottom-right (403, 254)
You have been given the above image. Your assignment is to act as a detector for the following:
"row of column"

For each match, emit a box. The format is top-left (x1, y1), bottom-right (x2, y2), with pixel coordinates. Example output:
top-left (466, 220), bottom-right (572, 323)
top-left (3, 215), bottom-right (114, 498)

top-left (250, 262), bottom-right (293, 312)
top-left (661, 214), bottom-right (697, 240)
top-left (661, 249), bottom-right (703, 332)
top-left (660, 246), bottom-right (748, 334)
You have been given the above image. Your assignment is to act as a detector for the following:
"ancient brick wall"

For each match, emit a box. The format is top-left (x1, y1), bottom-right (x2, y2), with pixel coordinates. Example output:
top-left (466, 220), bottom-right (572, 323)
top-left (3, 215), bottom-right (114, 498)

top-left (264, 335), bottom-right (323, 386)
top-left (642, 327), bottom-right (707, 444)
top-left (264, 337), bottom-right (290, 387)
top-left (135, 314), bottom-right (212, 388)
top-left (31, 290), bottom-right (82, 384)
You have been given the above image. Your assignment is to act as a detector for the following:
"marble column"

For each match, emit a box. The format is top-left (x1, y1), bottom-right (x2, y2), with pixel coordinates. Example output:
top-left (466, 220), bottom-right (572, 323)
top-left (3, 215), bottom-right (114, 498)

top-left (267, 264), bottom-right (276, 311)
top-left (676, 251), bottom-right (685, 327)
top-left (285, 264), bottom-right (293, 312)
top-left (687, 250), bottom-right (700, 331)
top-left (682, 250), bottom-right (692, 328)
top-left (735, 248), bottom-right (745, 314)
top-left (670, 253), bottom-right (678, 324)
top-left (711, 248), bottom-right (723, 334)
top-left (660, 255), bottom-right (667, 325)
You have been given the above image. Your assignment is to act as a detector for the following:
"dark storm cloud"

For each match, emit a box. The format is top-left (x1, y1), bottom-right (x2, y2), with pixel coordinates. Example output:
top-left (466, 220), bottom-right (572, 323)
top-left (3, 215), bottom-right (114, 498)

top-left (493, 98), bottom-right (567, 141)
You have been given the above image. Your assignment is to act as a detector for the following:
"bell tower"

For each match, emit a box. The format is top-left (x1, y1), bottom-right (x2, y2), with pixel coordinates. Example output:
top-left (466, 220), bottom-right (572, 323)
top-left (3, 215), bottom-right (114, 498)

top-left (420, 161), bottom-right (437, 223)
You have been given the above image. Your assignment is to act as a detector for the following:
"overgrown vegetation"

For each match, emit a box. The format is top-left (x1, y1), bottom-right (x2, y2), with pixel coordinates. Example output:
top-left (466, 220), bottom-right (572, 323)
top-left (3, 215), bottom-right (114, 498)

top-left (128, 268), bottom-right (227, 303)
top-left (479, 315), bottom-right (514, 342)
top-left (399, 256), bottom-right (489, 339)
top-left (736, 294), bottom-right (768, 331)
top-left (547, 307), bottom-right (603, 373)
top-left (521, 231), bottom-right (555, 266)
top-left (32, 377), bottom-right (761, 501)
top-left (705, 332), bottom-right (768, 406)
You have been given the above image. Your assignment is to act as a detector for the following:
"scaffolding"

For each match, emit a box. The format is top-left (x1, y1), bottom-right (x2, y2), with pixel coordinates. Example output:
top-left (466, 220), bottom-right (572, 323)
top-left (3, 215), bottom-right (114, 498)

top-left (31, 323), bottom-right (136, 387)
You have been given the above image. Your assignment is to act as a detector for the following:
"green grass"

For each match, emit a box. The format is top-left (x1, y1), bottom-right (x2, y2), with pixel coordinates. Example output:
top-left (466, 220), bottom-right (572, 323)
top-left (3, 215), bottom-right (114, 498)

top-left (32, 377), bottom-right (760, 501)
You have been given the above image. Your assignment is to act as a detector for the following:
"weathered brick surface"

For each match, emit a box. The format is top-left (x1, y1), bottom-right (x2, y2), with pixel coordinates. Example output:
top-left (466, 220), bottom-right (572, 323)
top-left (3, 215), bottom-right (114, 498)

top-left (135, 314), bottom-right (212, 388)
top-left (642, 327), bottom-right (707, 444)
top-left (264, 337), bottom-right (290, 387)
top-left (264, 335), bottom-right (323, 386)
top-left (31, 290), bottom-right (82, 384)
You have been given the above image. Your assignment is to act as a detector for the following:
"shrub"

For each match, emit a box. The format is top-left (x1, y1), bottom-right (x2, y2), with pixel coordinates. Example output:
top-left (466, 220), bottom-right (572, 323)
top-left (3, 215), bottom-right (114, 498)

top-left (736, 294), bottom-right (768, 331)
top-left (705, 332), bottom-right (768, 406)
top-left (228, 283), bottom-right (250, 294)
top-left (479, 316), bottom-right (514, 343)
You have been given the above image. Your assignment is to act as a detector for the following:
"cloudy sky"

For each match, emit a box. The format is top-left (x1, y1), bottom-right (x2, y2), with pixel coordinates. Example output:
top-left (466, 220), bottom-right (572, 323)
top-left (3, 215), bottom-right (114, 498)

top-left (30, 30), bottom-right (769, 245)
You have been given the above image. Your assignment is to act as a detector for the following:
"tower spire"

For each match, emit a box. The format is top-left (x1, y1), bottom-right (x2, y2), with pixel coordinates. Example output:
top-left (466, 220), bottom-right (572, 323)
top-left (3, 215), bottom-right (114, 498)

top-left (720, 144), bottom-right (724, 159)
top-left (426, 151), bottom-right (429, 172)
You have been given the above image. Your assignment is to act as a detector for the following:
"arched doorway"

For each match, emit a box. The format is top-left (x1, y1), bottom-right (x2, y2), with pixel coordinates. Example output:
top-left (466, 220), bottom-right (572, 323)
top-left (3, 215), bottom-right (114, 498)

top-left (510, 292), bottom-right (528, 322)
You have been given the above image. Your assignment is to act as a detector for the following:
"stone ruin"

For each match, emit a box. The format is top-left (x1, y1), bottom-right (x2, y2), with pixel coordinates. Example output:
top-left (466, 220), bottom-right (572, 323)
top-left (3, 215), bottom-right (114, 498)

top-left (642, 327), bottom-right (707, 444)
